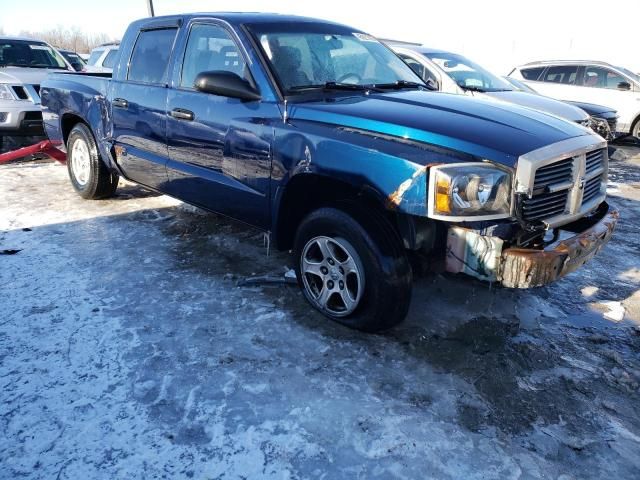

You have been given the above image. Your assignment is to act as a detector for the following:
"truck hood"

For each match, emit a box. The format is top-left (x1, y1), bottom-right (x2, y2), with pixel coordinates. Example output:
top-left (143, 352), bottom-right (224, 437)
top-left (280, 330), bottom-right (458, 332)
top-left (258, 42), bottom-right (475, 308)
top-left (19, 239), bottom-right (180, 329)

top-left (290, 91), bottom-right (595, 166)
top-left (0, 67), bottom-right (65, 85)
top-left (477, 90), bottom-right (589, 123)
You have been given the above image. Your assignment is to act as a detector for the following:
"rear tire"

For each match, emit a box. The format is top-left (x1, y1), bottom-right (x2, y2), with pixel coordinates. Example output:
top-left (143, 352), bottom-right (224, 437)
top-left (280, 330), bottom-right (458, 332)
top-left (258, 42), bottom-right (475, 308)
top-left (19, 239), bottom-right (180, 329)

top-left (293, 205), bottom-right (412, 332)
top-left (67, 123), bottom-right (118, 199)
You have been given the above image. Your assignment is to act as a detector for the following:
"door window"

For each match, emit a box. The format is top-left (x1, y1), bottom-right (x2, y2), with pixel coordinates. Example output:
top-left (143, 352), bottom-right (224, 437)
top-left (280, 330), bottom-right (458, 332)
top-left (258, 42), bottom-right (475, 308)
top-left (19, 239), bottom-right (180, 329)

top-left (128, 28), bottom-right (177, 85)
top-left (584, 66), bottom-right (627, 89)
top-left (521, 67), bottom-right (544, 81)
top-left (180, 24), bottom-right (247, 89)
top-left (399, 54), bottom-right (438, 86)
top-left (542, 65), bottom-right (579, 85)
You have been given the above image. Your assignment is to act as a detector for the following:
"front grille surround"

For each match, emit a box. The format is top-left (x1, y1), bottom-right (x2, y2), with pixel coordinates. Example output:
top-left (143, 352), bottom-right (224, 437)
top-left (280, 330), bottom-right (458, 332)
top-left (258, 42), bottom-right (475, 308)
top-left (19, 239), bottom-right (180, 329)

top-left (515, 137), bottom-right (608, 228)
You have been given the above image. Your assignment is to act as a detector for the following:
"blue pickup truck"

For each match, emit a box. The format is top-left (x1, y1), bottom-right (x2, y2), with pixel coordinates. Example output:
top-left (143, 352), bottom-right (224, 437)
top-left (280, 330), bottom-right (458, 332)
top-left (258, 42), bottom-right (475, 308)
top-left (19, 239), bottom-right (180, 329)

top-left (41, 13), bottom-right (618, 331)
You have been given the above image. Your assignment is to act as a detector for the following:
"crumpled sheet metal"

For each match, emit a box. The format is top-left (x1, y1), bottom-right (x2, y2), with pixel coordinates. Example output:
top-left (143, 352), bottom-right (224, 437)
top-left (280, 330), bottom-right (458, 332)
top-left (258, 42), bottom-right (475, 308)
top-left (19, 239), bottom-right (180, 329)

top-left (500, 210), bottom-right (619, 288)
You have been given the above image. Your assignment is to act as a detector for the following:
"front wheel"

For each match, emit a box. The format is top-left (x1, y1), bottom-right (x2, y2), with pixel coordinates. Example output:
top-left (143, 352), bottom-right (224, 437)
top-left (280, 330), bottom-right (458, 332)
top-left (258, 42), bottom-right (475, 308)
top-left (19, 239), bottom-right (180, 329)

top-left (632, 117), bottom-right (640, 139)
top-left (67, 123), bottom-right (118, 199)
top-left (293, 206), bottom-right (412, 332)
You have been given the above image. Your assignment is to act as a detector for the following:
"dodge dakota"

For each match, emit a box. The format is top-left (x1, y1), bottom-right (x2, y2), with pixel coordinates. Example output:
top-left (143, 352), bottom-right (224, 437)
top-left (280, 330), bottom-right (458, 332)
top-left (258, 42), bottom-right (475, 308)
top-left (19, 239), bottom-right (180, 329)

top-left (41, 13), bottom-right (618, 331)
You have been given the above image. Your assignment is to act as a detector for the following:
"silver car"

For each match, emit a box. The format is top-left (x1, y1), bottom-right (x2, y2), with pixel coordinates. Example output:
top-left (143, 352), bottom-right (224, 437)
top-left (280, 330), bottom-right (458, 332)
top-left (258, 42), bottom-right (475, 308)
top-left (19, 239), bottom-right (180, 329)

top-left (390, 43), bottom-right (597, 131)
top-left (0, 37), bottom-right (72, 149)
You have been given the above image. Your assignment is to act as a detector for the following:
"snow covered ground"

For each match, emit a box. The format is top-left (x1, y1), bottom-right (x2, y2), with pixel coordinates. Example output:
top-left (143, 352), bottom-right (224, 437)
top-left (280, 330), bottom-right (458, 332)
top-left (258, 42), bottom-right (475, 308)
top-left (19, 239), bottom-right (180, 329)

top-left (1, 146), bottom-right (639, 479)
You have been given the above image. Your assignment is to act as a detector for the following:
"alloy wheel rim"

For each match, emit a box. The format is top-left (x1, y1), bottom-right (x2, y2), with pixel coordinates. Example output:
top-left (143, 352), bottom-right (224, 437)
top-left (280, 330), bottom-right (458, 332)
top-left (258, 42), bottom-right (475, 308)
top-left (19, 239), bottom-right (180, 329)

top-left (71, 139), bottom-right (91, 186)
top-left (300, 236), bottom-right (364, 317)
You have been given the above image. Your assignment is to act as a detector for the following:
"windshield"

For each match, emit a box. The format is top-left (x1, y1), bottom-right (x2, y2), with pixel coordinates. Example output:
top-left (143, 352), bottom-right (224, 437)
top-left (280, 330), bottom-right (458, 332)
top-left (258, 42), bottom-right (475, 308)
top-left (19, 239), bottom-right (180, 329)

top-left (503, 76), bottom-right (537, 93)
top-left (424, 52), bottom-right (513, 92)
top-left (0, 39), bottom-right (68, 69)
top-left (617, 66), bottom-right (640, 84)
top-left (247, 23), bottom-right (425, 94)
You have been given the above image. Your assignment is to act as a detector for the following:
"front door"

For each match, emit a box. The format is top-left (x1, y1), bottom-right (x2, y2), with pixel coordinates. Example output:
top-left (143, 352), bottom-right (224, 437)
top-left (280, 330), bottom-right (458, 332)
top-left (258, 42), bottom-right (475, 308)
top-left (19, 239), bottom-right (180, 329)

top-left (165, 22), bottom-right (278, 228)
top-left (111, 27), bottom-right (177, 190)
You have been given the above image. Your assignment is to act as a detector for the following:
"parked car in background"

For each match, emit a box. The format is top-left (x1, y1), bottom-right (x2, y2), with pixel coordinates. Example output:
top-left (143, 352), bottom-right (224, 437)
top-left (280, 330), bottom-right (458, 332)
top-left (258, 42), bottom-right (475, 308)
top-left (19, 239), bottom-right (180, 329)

top-left (503, 76), bottom-right (619, 140)
top-left (58, 49), bottom-right (86, 72)
top-left (509, 60), bottom-right (640, 138)
top-left (0, 36), bottom-right (73, 150)
top-left (389, 43), bottom-right (601, 131)
top-left (84, 43), bottom-right (119, 73)
top-left (41, 13), bottom-right (617, 331)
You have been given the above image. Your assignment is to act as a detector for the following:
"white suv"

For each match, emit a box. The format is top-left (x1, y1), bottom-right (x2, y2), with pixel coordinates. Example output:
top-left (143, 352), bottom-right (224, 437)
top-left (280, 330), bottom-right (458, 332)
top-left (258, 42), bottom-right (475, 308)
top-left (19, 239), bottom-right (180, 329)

top-left (509, 61), bottom-right (640, 138)
top-left (84, 43), bottom-right (119, 73)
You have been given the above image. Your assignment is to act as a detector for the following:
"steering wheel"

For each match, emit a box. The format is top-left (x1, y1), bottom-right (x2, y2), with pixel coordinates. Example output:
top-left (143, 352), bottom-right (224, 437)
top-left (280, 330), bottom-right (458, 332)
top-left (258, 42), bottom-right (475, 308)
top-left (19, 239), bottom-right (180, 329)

top-left (336, 73), bottom-right (362, 84)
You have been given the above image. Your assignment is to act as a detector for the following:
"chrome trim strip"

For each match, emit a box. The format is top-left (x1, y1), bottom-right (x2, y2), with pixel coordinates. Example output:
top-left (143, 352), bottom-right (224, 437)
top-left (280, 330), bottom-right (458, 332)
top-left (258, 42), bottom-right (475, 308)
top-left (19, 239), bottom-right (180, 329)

top-left (515, 135), bottom-right (607, 228)
top-left (515, 136), bottom-right (607, 197)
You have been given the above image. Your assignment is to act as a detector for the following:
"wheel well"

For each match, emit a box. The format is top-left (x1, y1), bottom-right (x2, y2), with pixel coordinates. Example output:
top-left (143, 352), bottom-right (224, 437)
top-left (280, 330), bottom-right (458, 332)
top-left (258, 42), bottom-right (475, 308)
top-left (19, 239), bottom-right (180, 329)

top-left (632, 114), bottom-right (640, 134)
top-left (61, 113), bottom-right (87, 146)
top-left (274, 174), bottom-right (393, 251)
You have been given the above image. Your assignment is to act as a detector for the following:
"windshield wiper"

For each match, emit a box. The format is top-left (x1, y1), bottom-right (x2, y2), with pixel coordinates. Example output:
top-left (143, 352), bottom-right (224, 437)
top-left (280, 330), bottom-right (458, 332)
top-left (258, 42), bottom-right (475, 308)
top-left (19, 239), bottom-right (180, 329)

top-left (459, 85), bottom-right (487, 93)
top-left (376, 80), bottom-right (425, 90)
top-left (289, 82), bottom-right (384, 94)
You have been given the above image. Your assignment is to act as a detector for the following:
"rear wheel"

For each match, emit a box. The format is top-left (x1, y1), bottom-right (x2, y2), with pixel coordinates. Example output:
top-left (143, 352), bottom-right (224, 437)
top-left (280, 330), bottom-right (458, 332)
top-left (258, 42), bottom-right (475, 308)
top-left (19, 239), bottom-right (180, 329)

top-left (67, 123), bottom-right (118, 199)
top-left (293, 206), bottom-right (412, 332)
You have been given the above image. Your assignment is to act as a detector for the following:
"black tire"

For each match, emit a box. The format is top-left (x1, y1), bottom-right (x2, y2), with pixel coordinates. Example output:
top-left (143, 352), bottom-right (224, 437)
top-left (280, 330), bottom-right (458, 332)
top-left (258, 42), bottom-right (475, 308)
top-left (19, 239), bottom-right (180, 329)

top-left (293, 205), bottom-right (412, 332)
top-left (66, 123), bottom-right (118, 199)
top-left (632, 116), bottom-right (640, 139)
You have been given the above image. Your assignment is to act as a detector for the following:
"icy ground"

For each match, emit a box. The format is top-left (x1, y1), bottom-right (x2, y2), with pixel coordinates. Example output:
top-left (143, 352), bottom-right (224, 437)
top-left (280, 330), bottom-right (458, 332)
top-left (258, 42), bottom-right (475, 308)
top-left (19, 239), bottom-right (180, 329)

top-left (1, 146), bottom-right (639, 479)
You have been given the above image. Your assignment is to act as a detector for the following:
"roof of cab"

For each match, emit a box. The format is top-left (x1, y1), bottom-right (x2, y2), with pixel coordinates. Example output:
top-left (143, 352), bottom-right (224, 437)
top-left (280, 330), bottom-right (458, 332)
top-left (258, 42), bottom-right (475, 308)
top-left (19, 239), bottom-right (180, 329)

top-left (132, 12), bottom-right (353, 28)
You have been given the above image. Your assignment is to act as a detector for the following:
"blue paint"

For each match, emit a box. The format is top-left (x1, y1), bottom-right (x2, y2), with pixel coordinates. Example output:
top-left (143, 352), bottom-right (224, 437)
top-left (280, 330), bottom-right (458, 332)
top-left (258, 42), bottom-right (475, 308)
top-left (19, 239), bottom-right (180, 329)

top-left (41, 12), bottom-right (600, 238)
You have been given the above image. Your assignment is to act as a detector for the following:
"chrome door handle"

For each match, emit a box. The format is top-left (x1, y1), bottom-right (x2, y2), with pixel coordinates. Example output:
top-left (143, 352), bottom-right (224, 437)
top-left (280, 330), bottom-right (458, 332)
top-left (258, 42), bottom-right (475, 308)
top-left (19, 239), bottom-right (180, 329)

top-left (170, 108), bottom-right (195, 121)
top-left (113, 98), bottom-right (129, 109)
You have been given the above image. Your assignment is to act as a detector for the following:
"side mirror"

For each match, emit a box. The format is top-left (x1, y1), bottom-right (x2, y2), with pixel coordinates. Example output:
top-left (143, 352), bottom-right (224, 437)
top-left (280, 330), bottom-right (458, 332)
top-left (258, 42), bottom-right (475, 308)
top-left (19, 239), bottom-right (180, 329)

top-left (617, 81), bottom-right (631, 91)
top-left (194, 71), bottom-right (261, 101)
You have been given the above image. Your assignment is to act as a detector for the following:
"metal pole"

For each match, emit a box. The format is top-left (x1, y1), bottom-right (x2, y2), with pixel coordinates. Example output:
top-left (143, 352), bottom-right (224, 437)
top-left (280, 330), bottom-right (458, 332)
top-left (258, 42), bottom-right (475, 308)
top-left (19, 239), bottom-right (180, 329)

top-left (146, 0), bottom-right (155, 17)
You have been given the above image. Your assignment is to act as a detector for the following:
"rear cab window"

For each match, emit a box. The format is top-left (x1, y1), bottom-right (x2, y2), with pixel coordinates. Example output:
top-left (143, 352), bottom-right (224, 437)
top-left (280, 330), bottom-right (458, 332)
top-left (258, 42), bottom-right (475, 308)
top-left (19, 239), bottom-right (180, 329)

top-left (88, 49), bottom-right (104, 66)
top-left (128, 28), bottom-right (177, 84)
top-left (102, 49), bottom-right (119, 69)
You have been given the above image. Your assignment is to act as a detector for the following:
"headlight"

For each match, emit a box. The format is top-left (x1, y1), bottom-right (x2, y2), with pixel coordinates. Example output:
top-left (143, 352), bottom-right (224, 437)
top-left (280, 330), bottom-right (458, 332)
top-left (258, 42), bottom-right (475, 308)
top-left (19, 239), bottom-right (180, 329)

top-left (428, 163), bottom-right (513, 220)
top-left (0, 84), bottom-right (16, 101)
top-left (590, 116), bottom-right (611, 139)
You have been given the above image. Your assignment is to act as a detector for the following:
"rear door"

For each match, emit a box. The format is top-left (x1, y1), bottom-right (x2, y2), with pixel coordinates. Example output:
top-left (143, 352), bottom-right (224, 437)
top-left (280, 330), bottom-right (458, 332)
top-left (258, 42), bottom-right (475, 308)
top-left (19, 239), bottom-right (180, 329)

top-left (530, 64), bottom-right (582, 101)
top-left (111, 27), bottom-right (178, 190)
top-left (165, 21), bottom-right (277, 228)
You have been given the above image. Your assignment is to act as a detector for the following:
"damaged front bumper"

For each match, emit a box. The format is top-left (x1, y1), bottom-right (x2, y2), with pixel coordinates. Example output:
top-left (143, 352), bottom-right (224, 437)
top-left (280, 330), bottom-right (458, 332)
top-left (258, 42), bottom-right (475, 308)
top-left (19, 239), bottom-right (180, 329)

top-left (446, 202), bottom-right (619, 288)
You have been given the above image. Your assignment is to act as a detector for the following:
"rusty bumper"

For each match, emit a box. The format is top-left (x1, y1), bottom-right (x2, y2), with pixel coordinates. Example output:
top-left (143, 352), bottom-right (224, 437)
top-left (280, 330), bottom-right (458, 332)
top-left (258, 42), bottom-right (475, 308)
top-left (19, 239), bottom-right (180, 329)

top-left (500, 208), bottom-right (619, 288)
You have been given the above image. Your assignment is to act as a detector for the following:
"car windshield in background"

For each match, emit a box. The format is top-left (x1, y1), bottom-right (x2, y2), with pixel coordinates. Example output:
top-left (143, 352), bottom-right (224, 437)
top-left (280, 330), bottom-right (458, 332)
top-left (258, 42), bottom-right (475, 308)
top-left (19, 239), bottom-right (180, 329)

top-left (617, 66), bottom-right (639, 84)
top-left (247, 24), bottom-right (425, 94)
top-left (0, 39), bottom-right (67, 69)
top-left (425, 52), bottom-right (513, 92)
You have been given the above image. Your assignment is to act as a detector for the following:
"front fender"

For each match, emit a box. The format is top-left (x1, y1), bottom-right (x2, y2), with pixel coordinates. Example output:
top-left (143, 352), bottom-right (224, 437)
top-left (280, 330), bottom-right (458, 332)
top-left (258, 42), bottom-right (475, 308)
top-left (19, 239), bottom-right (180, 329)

top-left (271, 120), bottom-right (478, 218)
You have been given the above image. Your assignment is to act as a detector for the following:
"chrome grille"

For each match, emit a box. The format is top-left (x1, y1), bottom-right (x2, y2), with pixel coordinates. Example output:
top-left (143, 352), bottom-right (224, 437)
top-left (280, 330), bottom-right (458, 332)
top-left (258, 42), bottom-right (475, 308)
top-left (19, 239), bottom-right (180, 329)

top-left (521, 158), bottom-right (573, 221)
top-left (585, 149), bottom-right (604, 176)
top-left (517, 146), bottom-right (608, 226)
top-left (11, 86), bottom-right (29, 99)
top-left (521, 190), bottom-right (569, 221)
